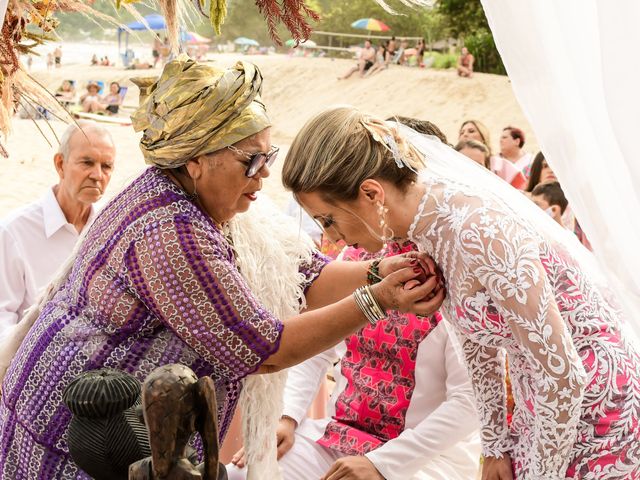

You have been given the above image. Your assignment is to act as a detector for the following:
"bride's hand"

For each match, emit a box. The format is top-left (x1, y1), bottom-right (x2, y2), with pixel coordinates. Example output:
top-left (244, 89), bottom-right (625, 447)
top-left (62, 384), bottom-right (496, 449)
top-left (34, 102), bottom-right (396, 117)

top-left (377, 251), bottom-right (437, 280)
top-left (371, 267), bottom-right (445, 317)
top-left (481, 454), bottom-right (514, 480)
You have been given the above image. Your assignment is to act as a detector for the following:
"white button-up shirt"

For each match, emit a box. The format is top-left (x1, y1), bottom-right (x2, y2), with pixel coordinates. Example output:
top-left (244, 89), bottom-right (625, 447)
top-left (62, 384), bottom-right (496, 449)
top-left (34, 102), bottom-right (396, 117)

top-left (283, 321), bottom-right (481, 480)
top-left (0, 187), bottom-right (95, 339)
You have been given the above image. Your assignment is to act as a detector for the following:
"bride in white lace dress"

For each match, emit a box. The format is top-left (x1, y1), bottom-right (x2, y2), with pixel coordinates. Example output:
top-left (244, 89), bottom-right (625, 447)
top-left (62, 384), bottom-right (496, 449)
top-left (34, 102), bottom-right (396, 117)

top-left (282, 106), bottom-right (640, 480)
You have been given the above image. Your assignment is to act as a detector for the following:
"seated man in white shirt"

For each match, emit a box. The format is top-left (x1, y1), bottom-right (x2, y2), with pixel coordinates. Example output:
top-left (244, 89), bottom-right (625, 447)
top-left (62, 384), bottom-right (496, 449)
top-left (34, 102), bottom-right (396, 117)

top-left (0, 120), bottom-right (115, 340)
top-left (228, 243), bottom-right (481, 480)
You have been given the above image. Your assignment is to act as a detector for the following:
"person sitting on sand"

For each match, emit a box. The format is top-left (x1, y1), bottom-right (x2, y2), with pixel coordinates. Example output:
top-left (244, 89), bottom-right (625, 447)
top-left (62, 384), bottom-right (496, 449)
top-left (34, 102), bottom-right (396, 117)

top-left (339, 40), bottom-right (376, 80)
top-left (54, 80), bottom-right (76, 105)
top-left (91, 54), bottom-right (98, 66)
top-left (100, 81), bottom-right (123, 115)
top-left (387, 36), bottom-right (397, 60)
top-left (364, 42), bottom-right (390, 77)
top-left (457, 47), bottom-right (474, 77)
top-left (79, 82), bottom-right (104, 113)
top-left (392, 39), bottom-right (409, 65)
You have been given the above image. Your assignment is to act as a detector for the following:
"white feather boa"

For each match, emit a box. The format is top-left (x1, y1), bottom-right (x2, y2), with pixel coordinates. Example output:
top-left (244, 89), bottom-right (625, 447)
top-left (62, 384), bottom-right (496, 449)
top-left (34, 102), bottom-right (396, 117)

top-left (230, 195), bottom-right (316, 480)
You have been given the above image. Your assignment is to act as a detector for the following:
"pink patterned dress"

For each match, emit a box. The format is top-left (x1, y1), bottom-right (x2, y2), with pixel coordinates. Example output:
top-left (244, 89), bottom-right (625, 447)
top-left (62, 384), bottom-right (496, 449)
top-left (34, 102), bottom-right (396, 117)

top-left (408, 171), bottom-right (640, 479)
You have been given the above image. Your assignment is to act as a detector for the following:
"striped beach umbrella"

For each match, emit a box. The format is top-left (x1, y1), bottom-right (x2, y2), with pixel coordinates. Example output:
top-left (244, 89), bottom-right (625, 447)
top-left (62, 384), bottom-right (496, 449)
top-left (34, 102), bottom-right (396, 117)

top-left (350, 18), bottom-right (391, 32)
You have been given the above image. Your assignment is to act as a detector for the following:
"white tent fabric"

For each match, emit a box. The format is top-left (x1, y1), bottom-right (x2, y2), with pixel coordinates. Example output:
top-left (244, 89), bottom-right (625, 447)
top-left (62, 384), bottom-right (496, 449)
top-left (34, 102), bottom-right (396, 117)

top-left (481, 0), bottom-right (640, 343)
top-left (0, 0), bottom-right (7, 38)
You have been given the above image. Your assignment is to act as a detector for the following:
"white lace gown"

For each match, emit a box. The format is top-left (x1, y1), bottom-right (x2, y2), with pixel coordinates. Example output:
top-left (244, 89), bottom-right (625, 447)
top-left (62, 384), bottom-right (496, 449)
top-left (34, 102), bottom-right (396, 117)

top-left (407, 170), bottom-right (640, 480)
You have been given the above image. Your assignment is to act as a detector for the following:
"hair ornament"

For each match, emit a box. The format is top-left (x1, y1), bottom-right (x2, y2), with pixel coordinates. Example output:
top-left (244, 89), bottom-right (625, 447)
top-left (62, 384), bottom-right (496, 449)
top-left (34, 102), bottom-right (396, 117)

top-left (360, 117), bottom-right (417, 173)
top-left (384, 134), bottom-right (417, 173)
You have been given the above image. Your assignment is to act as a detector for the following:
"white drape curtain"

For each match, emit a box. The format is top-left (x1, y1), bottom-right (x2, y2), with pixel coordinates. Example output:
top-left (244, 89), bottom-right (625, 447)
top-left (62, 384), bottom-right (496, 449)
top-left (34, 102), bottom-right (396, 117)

top-left (0, 0), bottom-right (7, 31)
top-left (481, 0), bottom-right (640, 342)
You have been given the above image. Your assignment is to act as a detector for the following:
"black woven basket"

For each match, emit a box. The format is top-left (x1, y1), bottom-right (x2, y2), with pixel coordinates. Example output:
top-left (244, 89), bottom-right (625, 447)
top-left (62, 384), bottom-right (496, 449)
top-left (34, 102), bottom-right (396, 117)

top-left (63, 369), bottom-right (151, 480)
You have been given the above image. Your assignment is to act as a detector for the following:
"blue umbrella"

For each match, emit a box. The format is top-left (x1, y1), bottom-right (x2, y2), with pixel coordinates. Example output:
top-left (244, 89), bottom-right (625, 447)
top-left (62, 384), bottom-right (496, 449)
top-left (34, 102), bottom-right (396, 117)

top-left (234, 37), bottom-right (260, 46)
top-left (121, 14), bottom-right (167, 31)
top-left (117, 14), bottom-right (167, 65)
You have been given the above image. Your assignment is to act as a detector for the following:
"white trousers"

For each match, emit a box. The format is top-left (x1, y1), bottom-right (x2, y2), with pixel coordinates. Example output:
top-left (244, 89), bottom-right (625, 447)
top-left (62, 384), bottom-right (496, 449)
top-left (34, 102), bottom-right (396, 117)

top-left (226, 431), bottom-right (478, 480)
top-left (226, 433), bottom-right (343, 480)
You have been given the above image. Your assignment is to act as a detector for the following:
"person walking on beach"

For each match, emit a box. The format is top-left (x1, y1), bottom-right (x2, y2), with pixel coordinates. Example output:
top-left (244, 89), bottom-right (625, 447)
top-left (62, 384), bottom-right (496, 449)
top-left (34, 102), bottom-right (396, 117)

top-left (152, 36), bottom-right (162, 67)
top-left (53, 46), bottom-right (62, 68)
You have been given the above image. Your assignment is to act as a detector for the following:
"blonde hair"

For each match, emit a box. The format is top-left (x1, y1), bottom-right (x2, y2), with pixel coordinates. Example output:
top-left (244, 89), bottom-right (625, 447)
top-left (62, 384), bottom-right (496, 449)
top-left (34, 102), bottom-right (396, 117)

top-left (454, 138), bottom-right (491, 169)
top-left (459, 119), bottom-right (492, 155)
top-left (282, 106), bottom-right (424, 202)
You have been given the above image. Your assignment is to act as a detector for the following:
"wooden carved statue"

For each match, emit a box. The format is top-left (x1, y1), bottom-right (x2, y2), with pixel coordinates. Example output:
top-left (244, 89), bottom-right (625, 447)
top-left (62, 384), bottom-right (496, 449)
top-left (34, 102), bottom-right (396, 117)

top-left (129, 364), bottom-right (225, 480)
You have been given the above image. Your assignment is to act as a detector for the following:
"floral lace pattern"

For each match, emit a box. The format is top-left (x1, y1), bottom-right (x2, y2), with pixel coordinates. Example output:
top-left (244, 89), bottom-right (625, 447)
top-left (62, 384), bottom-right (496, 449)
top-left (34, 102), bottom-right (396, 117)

top-left (408, 173), bottom-right (640, 479)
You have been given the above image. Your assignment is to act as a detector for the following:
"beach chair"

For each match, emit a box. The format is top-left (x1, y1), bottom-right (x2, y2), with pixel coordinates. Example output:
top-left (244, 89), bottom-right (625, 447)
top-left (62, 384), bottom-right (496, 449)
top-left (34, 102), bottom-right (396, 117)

top-left (118, 86), bottom-right (128, 105)
top-left (54, 79), bottom-right (77, 108)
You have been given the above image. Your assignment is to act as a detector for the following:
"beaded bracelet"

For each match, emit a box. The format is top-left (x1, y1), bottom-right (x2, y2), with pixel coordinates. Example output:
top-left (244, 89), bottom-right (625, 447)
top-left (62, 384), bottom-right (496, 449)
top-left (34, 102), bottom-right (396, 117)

top-left (353, 285), bottom-right (386, 326)
top-left (367, 259), bottom-right (383, 285)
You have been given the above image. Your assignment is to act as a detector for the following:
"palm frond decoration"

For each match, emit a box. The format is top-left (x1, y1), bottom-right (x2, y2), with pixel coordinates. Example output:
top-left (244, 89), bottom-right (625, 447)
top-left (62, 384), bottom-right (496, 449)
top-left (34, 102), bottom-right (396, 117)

top-left (0, 0), bottom-right (323, 155)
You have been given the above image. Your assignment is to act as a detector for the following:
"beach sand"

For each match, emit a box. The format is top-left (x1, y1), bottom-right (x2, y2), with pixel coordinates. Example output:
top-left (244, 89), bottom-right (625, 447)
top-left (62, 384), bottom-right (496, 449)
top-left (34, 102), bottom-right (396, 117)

top-left (1, 53), bottom-right (536, 217)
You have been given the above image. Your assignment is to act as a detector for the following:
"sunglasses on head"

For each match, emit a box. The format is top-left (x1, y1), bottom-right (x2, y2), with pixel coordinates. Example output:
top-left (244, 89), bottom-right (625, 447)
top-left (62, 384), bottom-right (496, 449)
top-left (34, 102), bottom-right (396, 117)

top-left (227, 145), bottom-right (279, 178)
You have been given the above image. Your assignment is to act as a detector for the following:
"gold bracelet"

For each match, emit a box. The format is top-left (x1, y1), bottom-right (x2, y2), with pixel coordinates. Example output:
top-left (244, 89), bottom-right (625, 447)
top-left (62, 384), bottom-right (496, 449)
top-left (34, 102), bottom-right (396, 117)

top-left (353, 285), bottom-right (386, 326)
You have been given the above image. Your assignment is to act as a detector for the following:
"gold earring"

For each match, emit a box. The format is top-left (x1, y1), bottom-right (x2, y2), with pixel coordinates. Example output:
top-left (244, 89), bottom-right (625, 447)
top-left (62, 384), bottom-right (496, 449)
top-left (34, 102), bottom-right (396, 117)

top-left (376, 201), bottom-right (394, 242)
top-left (187, 176), bottom-right (198, 201)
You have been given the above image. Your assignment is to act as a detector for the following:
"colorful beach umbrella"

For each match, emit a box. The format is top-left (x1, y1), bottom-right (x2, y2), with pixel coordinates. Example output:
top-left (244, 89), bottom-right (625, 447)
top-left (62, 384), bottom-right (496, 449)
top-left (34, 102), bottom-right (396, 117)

top-left (182, 31), bottom-right (211, 44)
top-left (234, 37), bottom-right (260, 46)
top-left (350, 18), bottom-right (391, 32)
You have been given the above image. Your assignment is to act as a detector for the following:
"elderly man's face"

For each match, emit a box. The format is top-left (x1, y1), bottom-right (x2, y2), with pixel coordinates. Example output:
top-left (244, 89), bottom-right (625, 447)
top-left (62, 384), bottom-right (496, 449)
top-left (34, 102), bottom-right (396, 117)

top-left (55, 129), bottom-right (116, 205)
top-left (197, 127), bottom-right (272, 224)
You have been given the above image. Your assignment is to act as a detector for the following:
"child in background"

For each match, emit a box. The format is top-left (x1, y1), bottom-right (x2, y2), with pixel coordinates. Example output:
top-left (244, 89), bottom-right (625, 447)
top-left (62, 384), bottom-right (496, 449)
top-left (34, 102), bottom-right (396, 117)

top-left (531, 181), bottom-right (568, 227)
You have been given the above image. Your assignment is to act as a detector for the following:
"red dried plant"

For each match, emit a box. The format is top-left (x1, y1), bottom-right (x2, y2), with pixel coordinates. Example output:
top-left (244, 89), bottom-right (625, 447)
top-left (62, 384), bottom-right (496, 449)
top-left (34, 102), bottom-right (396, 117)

top-left (254, 0), bottom-right (320, 46)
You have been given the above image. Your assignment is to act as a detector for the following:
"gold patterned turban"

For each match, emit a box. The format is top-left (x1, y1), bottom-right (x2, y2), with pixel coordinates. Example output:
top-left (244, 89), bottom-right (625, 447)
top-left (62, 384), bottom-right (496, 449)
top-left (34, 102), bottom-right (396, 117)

top-left (131, 54), bottom-right (271, 168)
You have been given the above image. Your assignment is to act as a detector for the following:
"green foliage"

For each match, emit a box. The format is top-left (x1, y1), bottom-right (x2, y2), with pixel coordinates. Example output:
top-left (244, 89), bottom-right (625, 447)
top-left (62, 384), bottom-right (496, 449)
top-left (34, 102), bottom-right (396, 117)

top-left (428, 52), bottom-right (457, 69)
top-left (212, 0), bottom-right (290, 45)
top-left (463, 29), bottom-right (505, 75)
top-left (436, 0), bottom-right (488, 37)
top-left (435, 0), bottom-right (505, 74)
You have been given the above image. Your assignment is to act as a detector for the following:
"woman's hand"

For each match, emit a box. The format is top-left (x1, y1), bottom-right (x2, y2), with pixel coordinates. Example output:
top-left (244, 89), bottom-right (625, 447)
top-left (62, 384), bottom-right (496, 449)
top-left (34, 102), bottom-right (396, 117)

top-left (377, 251), bottom-right (437, 280)
top-left (320, 456), bottom-right (384, 480)
top-left (481, 454), bottom-right (514, 480)
top-left (275, 416), bottom-right (297, 459)
top-left (230, 416), bottom-right (297, 469)
top-left (372, 267), bottom-right (445, 317)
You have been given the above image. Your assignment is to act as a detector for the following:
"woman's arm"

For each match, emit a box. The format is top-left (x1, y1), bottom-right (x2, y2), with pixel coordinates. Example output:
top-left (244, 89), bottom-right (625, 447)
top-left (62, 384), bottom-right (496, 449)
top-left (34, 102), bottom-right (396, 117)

top-left (264, 270), bottom-right (443, 371)
top-left (305, 253), bottom-right (433, 310)
top-left (128, 218), bottom-right (443, 379)
top-left (463, 213), bottom-right (587, 479)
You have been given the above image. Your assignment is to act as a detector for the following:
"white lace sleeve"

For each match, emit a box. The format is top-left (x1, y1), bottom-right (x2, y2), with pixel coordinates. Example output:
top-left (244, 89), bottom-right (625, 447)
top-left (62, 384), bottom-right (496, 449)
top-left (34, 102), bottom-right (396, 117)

top-left (460, 338), bottom-right (511, 458)
top-left (461, 211), bottom-right (588, 478)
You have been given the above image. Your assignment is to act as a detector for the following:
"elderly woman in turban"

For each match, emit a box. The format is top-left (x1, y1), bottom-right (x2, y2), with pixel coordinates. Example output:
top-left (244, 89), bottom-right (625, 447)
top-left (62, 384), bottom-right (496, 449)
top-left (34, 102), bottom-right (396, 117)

top-left (0, 56), bottom-right (443, 479)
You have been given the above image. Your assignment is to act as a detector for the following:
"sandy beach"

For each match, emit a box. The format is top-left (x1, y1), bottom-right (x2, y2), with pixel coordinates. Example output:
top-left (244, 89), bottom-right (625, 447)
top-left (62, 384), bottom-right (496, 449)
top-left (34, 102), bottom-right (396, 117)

top-left (1, 51), bottom-right (536, 218)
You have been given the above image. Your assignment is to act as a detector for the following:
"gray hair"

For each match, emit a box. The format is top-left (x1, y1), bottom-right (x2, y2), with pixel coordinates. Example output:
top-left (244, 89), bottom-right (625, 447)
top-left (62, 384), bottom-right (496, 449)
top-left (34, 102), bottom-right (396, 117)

top-left (57, 121), bottom-right (114, 160)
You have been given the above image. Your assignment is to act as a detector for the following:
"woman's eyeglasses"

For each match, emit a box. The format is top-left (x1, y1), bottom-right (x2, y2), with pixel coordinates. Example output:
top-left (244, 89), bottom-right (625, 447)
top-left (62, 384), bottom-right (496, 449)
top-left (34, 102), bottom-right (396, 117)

top-left (227, 145), bottom-right (279, 178)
